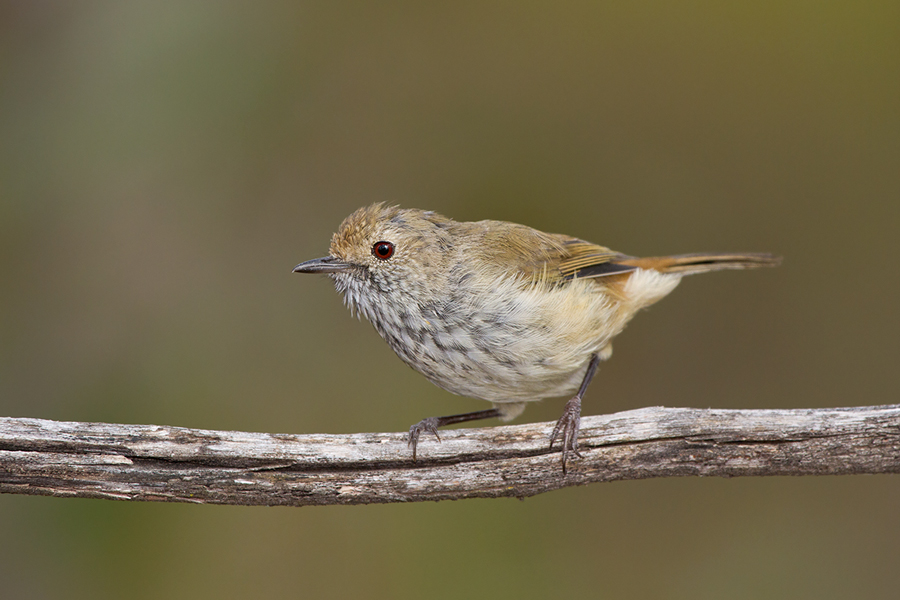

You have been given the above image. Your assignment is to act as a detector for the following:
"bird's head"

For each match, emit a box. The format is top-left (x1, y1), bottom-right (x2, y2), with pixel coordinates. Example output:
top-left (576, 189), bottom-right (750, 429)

top-left (293, 203), bottom-right (456, 314)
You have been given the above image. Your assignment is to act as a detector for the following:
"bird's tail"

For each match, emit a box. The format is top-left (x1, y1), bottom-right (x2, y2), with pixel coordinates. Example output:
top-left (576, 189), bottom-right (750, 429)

top-left (621, 253), bottom-right (781, 276)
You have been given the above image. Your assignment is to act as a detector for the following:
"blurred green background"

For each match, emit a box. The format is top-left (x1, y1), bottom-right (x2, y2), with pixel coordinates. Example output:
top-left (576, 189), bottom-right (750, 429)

top-left (1, 1), bottom-right (898, 598)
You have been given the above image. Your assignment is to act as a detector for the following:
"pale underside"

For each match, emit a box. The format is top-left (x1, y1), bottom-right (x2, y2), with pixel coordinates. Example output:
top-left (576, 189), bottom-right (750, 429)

top-left (335, 265), bottom-right (681, 418)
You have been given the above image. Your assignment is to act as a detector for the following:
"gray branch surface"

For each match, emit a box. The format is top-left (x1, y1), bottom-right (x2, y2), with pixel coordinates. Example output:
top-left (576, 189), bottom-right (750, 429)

top-left (1, 405), bottom-right (899, 506)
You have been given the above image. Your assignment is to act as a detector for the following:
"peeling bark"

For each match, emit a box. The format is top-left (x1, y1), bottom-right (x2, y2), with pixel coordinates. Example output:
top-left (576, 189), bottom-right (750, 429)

top-left (1, 405), bottom-right (898, 506)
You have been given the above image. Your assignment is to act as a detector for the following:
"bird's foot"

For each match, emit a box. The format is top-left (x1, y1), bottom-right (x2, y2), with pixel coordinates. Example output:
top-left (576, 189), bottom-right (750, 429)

top-left (408, 417), bottom-right (442, 461)
top-left (549, 396), bottom-right (583, 474)
top-left (406, 408), bottom-right (504, 462)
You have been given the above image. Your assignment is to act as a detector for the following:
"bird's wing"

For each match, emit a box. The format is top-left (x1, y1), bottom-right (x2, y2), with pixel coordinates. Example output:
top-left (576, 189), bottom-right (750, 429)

top-left (460, 221), bottom-right (635, 282)
top-left (554, 237), bottom-right (637, 280)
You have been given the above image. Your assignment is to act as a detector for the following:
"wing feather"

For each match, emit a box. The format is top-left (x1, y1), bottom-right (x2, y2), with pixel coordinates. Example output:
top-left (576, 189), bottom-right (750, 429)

top-left (555, 237), bottom-right (636, 280)
top-left (460, 221), bottom-right (634, 282)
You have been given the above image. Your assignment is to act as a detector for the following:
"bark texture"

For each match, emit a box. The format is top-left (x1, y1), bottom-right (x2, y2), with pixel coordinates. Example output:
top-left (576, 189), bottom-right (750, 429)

top-left (1, 405), bottom-right (898, 506)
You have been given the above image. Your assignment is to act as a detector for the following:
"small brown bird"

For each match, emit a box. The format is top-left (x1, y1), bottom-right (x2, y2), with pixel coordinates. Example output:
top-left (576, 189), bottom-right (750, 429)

top-left (294, 203), bottom-right (779, 471)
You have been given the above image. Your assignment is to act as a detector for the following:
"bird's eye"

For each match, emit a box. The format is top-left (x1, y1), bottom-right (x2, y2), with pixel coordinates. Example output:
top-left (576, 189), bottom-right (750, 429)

top-left (372, 241), bottom-right (395, 260)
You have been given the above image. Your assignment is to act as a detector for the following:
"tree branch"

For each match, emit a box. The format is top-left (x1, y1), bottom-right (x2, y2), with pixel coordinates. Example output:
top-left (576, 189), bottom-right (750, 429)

top-left (1, 405), bottom-right (899, 506)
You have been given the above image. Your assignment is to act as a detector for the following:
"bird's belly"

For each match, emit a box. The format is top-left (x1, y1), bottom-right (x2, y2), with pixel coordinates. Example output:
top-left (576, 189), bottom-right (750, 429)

top-left (365, 278), bottom-right (625, 403)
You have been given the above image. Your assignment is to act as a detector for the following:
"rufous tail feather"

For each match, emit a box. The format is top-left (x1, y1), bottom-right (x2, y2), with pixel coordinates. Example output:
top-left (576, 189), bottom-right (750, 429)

top-left (621, 253), bottom-right (781, 275)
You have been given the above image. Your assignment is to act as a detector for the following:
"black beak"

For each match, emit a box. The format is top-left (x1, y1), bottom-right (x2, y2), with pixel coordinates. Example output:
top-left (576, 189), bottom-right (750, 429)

top-left (292, 256), bottom-right (353, 274)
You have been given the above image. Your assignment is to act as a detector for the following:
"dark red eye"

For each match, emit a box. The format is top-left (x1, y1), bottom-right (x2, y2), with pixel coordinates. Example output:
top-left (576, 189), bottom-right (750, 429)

top-left (372, 241), bottom-right (394, 260)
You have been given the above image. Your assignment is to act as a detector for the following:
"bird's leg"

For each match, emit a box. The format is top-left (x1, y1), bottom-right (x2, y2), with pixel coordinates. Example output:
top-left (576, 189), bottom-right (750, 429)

top-left (549, 353), bottom-right (600, 473)
top-left (408, 408), bottom-right (502, 461)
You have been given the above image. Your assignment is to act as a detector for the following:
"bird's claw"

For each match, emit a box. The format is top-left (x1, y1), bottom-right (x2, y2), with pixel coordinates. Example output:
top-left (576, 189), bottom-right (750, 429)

top-left (549, 397), bottom-right (583, 474)
top-left (408, 417), bottom-right (442, 461)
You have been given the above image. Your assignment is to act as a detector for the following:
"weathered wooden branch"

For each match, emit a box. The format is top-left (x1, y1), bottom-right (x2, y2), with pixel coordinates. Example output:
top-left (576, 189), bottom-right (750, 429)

top-left (1, 405), bottom-right (898, 506)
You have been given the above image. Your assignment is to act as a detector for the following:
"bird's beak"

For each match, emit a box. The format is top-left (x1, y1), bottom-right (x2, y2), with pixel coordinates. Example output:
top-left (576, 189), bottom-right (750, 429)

top-left (292, 256), bottom-right (353, 274)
